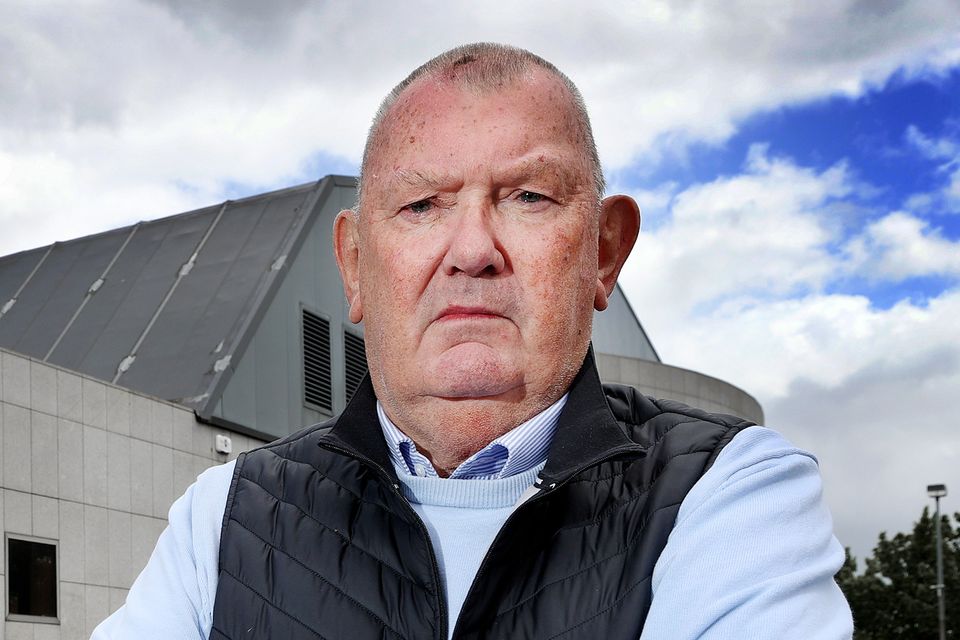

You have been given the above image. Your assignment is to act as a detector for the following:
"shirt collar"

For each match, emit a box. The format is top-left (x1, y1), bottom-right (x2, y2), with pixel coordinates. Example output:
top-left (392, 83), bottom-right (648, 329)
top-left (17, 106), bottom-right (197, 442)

top-left (376, 394), bottom-right (568, 480)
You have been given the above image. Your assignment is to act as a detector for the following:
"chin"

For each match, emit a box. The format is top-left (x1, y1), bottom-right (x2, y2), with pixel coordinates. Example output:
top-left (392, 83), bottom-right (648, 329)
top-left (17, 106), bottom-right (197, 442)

top-left (427, 347), bottom-right (523, 399)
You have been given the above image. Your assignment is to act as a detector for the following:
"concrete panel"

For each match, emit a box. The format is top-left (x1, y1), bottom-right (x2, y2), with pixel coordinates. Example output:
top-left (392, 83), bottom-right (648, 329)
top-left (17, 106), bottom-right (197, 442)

top-left (33, 622), bottom-right (60, 640)
top-left (2, 404), bottom-right (31, 491)
top-left (191, 423), bottom-right (216, 458)
top-left (30, 359), bottom-right (58, 416)
top-left (1, 350), bottom-right (30, 407)
top-left (4, 621), bottom-right (31, 640)
top-left (82, 425), bottom-right (108, 507)
top-left (105, 386), bottom-right (131, 436)
top-left (107, 510), bottom-right (132, 588)
top-left (57, 419), bottom-right (84, 502)
top-left (130, 515), bottom-right (161, 578)
top-left (171, 407), bottom-right (194, 453)
top-left (108, 587), bottom-right (128, 617)
top-left (84, 585), bottom-right (109, 639)
top-left (83, 505), bottom-right (109, 585)
top-left (149, 402), bottom-right (173, 448)
top-left (82, 377), bottom-right (107, 429)
top-left (129, 439), bottom-right (153, 516)
top-left (59, 500), bottom-right (85, 583)
top-left (106, 433), bottom-right (131, 511)
top-left (56, 369), bottom-right (82, 423)
top-left (128, 394), bottom-right (153, 442)
top-left (60, 581), bottom-right (86, 640)
top-left (172, 450), bottom-right (195, 498)
top-left (151, 444), bottom-right (173, 518)
top-left (3, 489), bottom-right (31, 535)
top-left (31, 410), bottom-right (59, 497)
top-left (31, 494), bottom-right (58, 539)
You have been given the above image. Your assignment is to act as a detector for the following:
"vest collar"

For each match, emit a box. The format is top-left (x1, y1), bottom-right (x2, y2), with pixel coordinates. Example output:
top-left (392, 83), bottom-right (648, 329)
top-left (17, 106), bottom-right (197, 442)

top-left (319, 345), bottom-right (640, 484)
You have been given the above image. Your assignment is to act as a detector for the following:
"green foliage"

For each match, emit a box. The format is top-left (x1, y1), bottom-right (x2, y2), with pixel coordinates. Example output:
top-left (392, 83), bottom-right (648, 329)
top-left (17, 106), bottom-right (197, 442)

top-left (836, 507), bottom-right (960, 639)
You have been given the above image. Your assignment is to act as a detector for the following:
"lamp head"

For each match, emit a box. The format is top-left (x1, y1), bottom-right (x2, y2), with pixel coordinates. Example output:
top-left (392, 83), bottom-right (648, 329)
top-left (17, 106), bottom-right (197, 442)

top-left (927, 484), bottom-right (947, 498)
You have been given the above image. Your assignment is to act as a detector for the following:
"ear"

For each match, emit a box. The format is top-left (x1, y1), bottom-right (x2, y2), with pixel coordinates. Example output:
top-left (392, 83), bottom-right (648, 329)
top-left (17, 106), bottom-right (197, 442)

top-left (333, 209), bottom-right (364, 323)
top-left (594, 195), bottom-right (641, 311)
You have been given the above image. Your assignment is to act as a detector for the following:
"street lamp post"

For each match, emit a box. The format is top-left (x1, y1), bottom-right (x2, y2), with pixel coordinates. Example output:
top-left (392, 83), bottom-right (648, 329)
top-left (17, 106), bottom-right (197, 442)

top-left (928, 483), bottom-right (948, 640)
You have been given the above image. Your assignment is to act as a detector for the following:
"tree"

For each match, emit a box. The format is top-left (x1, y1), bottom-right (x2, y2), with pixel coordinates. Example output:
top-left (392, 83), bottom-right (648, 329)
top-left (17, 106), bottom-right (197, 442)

top-left (837, 507), bottom-right (960, 639)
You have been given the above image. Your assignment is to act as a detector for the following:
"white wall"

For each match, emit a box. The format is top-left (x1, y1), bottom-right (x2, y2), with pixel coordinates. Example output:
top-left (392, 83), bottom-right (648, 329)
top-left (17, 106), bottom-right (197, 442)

top-left (0, 348), bottom-right (264, 640)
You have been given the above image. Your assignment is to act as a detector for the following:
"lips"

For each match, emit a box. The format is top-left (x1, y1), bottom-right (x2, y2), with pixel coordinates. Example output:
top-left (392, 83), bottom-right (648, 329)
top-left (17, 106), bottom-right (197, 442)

top-left (435, 305), bottom-right (506, 321)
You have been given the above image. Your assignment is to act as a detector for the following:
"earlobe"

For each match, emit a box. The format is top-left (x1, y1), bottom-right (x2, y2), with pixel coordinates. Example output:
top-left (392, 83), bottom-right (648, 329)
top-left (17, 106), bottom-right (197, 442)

top-left (333, 210), bottom-right (364, 324)
top-left (594, 195), bottom-right (641, 311)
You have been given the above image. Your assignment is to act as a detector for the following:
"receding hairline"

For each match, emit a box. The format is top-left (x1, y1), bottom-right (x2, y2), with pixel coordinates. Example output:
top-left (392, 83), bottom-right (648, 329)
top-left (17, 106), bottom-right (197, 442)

top-left (355, 43), bottom-right (605, 212)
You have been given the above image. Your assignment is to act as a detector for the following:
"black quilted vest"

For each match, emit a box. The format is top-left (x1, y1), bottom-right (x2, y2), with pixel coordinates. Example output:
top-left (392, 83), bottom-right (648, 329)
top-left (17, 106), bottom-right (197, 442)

top-left (210, 351), bottom-right (752, 639)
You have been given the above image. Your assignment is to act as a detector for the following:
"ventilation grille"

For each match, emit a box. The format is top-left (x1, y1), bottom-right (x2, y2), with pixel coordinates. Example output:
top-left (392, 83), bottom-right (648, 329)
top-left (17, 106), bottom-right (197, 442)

top-left (302, 309), bottom-right (332, 411)
top-left (344, 331), bottom-right (368, 403)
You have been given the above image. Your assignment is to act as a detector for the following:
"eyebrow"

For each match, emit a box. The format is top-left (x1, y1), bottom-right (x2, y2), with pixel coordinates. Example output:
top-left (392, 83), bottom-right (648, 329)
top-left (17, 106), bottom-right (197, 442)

top-left (393, 169), bottom-right (450, 191)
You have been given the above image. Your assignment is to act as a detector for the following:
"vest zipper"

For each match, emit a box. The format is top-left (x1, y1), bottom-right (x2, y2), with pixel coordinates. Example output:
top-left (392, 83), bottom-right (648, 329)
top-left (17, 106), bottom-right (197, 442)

top-left (449, 441), bottom-right (645, 638)
top-left (317, 441), bottom-right (449, 640)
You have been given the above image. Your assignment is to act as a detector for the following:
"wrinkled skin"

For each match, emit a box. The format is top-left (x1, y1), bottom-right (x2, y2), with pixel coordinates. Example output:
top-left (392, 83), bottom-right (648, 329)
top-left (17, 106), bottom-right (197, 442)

top-left (334, 68), bottom-right (639, 475)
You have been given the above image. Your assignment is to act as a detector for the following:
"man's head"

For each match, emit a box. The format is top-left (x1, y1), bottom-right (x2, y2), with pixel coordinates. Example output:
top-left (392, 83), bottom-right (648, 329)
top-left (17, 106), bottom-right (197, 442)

top-left (334, 43), bottom-right (639, 473)
top-left (357, 43), bottom-right (606, 210)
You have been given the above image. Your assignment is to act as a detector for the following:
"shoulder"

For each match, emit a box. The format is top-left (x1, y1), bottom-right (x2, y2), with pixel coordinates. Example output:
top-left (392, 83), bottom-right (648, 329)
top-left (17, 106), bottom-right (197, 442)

top-left (239, 419), bottom-right (336, 463)
top-left (602, 383), bottom-right (755, 462)
top-left (602, 382), bottom-right (755, 431)
top-left (642, 426), bottom-right (853, 637)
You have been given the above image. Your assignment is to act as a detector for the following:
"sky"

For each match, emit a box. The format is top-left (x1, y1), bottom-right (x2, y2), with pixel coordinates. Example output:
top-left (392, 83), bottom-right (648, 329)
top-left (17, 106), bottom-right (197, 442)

top-left (2, 0), bottom-right (959, 562)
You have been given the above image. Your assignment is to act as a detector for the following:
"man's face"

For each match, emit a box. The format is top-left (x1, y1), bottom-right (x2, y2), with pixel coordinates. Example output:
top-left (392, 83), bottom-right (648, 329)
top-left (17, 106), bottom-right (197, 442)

top-left (341, 69), bottom-right (606, 425)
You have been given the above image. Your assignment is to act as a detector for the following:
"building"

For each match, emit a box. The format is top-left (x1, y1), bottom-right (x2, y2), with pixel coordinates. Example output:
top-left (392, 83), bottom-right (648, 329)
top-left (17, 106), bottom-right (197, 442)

top-left (0, 176), bottom-right (762, 638)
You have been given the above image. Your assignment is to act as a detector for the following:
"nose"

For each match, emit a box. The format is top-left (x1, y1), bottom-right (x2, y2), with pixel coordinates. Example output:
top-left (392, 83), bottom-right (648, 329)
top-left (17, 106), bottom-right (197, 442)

top-left (442, 202), bottom-right (506, 277)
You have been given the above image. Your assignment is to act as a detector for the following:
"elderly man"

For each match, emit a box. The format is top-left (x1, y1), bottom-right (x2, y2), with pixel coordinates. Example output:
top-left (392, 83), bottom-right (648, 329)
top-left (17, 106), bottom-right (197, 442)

top-left (94, 44), bottom-right (852, 639)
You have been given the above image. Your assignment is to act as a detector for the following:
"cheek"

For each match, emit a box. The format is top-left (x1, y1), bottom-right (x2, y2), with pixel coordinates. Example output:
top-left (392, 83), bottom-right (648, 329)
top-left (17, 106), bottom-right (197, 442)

top-left (521, 229), bottom-right (597, 321)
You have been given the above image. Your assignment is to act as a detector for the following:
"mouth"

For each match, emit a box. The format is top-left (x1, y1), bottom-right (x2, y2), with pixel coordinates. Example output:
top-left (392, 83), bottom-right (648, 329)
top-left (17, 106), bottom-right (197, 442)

top-left (435, 305), bottom-right (506, 322)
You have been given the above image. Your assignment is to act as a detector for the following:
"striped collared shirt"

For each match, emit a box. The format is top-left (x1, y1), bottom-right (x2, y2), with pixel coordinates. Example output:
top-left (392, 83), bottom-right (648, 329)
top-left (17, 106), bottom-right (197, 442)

top-left (376, 394), bottom-right (568, 480)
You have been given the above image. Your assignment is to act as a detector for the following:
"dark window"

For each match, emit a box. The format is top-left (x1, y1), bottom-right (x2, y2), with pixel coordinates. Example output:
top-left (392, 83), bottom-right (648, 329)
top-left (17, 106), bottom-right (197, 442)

top-left (302, 308), bottom-right (332, 411)
top-left (7, 536), bottom-right (58, 619)
top-left (344, 331), bottom-right (368, 403)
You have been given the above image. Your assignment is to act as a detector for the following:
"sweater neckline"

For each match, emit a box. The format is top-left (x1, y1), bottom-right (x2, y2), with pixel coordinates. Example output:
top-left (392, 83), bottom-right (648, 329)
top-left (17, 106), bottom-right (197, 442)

top-left (397, 462), bottom-right (544, 509)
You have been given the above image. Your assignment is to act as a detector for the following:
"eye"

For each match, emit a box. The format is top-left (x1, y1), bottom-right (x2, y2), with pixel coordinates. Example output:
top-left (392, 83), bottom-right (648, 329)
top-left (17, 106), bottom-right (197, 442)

top-left (403, 199), bottom-right (433, 214)
top-left (518, 191), bottom-right (544, 203)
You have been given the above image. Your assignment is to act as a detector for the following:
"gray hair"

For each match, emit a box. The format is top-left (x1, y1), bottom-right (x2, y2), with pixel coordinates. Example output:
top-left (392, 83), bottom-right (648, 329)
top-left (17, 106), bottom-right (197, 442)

top-left (355, 42), bottom-right (605, 211)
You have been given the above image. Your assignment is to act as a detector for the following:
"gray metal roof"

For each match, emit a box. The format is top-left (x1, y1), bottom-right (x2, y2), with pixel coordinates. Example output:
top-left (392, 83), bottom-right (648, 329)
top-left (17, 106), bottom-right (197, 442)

top-left (0, 176), bottom-right (347, 416)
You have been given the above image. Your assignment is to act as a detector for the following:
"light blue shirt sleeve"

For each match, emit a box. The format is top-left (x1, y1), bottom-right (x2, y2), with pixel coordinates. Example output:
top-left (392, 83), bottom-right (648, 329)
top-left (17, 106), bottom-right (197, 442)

top-left (90, 459), bottom-right (236, 640)
top-left (640, 426), bottom-right (854, 639)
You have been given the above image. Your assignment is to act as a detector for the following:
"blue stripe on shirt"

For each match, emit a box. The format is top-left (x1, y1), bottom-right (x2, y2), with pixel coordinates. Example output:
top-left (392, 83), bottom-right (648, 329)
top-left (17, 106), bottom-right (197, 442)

top-left (376, 394), bottom-right (568, 480)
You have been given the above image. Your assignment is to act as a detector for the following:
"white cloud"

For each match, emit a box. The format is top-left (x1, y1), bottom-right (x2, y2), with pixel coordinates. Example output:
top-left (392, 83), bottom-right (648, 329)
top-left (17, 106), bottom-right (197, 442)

top-left (845, 211), bottom-right (960, 280)
top-left (902, 125), bottom-right (960, 213)
top-left (2, 0), bottom-right (959, 255)
top-left (622, 146), bottom-right (852, 327)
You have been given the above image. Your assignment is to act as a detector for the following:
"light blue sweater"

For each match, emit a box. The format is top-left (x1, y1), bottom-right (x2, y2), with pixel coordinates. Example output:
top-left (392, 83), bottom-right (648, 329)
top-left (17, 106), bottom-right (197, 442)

top-left (400, 463), bottom-right (544, 633)
top-left (92, 426), bottom-right (853, 639)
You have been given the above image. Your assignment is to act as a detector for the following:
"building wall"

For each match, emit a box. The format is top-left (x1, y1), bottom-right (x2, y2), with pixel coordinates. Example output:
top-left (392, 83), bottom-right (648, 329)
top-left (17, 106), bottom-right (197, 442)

top-left (215, 179), bottom-right (359, 438)
top-left (591, 287), bottom-right (659, 362)
top-left (0, 348), bottom-right (264, 639)
top-left (595, 351), bottom-right (764, 424)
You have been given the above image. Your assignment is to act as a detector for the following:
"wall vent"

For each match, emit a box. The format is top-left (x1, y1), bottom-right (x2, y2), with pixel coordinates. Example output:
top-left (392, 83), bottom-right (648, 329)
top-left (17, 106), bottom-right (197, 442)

top-left (302, 308), bottom-right (332, 411)
top-left (344, 331), bottom-right (368, 403)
